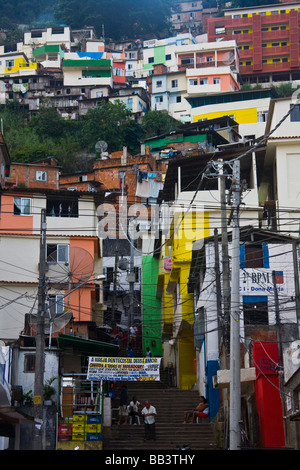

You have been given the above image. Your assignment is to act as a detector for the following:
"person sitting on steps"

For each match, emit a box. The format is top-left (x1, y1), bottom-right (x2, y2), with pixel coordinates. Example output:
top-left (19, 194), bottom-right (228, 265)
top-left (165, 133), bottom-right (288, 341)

top-left (192, 397), bottom-right (209, 423)
top-left (183, 396), bottom-right (208, 423)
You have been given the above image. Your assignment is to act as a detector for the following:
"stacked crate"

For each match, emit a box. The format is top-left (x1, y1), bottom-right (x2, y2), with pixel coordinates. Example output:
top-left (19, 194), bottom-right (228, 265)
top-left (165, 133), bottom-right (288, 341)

top-left (58, 422), bottom-right (72, 441)
top-left (72, 414), bottom-right (101, 441)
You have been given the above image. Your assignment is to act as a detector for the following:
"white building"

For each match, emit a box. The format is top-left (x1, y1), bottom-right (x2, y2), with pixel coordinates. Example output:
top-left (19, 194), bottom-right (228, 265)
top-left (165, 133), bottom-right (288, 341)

top-left (264, 96), bottom-right (300, 235)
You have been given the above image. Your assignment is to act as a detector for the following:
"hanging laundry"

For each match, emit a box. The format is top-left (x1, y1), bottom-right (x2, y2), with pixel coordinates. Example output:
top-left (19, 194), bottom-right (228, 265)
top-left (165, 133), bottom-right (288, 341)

top-left (136, 180), bottom-right (150, 198)
top-left (138, 170), bottom-right (148, 183)
top-left (149, 179), bottom-right (161, 199)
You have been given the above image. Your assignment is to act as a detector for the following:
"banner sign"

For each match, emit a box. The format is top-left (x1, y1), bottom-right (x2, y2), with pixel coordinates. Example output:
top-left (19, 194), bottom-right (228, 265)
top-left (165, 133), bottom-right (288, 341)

top-left (240, 270), bottom-right (286, 294)
top-left (87, 356), bottom-right (161, 382)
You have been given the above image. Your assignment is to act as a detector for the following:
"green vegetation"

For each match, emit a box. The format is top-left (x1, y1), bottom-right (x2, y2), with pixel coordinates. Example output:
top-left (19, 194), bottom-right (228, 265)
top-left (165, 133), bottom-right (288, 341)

top-left (0, 101), bottom-right (180, 172)
top-left (0, 0), bottom-right (173, 41)
top-left (229, 0), bottom-right (279, 7)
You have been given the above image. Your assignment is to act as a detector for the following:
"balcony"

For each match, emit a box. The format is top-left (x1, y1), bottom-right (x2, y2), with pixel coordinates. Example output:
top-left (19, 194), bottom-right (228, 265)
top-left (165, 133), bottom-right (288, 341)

top-left (187, 83), bottom-right (221, 95)
top-left (179, 60), bottom-right (237, 71)
top-left (262, 46), bottom-right (289, 57)
top-left (261, 30), bottom-right (289, 41)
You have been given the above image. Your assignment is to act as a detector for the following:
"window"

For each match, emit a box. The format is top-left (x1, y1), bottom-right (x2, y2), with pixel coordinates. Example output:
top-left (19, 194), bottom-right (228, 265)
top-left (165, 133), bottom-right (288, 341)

top-left (272, 43), bottom-right (280, 47)
top-left (166, 54), bottom-right (171, 61)
top-left (200, 78), bottom-right (208, 85)
top-left (5, 60), bottom-right (14, 68)
top-left (156, 80), bottom-right (162, 88)
top-left (257, 110), bottom-right (268, 122)
top-left (13, 197), bottom-right (31, 216)
top-left (181, 58), bottom-right (194, 65)
top-left (290, 104), bottom-right (300, 121)
top-left (48, 294), bottom-right (64, 316)
top-left (24, 354), bottom-right (35, 372)
top-left (176, 96), bottom-right (181, 103)
top-left (240, 244), bottom-right (269, 269)
top-left (155, 96), bottom-right (163, 103)
top-left (78, 175), bottom-right (87, 182)
top-left (36, 170), bottom-right (47, 182)
top-left (189, 78), bottom-right (198, 86)
top-left (206, 56), bottom-right (213, 62)
top-left (46, 196), bottom-right (78, 217)
top-left (47, 244), bottom-right (69, 263)
top-left (171, 79), bottom-right (178, 88)
top-left (194, 306), bottom-right (205, 348)
top-left (105, 267), bottom-right (114, 283)
top-left (243, 296), bottom-right (268, 325)
top-left (213, 77), bottom-right (220, 84)
top-left (148, 57), bottom-right (154, 63)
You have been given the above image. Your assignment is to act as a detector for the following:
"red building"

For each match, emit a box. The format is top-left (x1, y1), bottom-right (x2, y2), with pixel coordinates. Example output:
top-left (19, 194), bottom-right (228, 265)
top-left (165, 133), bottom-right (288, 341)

top-left (207, 3), bottom-right (300, 85)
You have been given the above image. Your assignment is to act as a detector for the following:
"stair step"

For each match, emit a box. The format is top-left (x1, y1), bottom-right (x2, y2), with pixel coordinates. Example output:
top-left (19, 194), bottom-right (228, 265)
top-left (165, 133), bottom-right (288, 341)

top-left (103, 383), bottom-right (218, 450)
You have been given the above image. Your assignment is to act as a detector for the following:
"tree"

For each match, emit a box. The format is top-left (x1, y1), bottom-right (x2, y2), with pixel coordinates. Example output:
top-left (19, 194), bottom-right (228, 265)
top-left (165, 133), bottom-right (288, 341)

top-left (122, 120), bottom-right (145, 154)
top-left (142, 110), bottom-right (180, 138)
top-left (54, 0), bottom-right (172, 40)
top-left (230, 0), bottom-right (279, 8)
top-left (81, 101), bottom-right (130, 152)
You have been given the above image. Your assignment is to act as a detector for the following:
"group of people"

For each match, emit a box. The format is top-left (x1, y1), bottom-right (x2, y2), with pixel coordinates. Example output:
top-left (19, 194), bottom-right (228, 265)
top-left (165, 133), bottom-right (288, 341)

top-left (116, 384), bottom-right (209, 442)
top-left (116, 384), bottom-right (157, 440)
top-left (112, 324), bottom-right (142, 350)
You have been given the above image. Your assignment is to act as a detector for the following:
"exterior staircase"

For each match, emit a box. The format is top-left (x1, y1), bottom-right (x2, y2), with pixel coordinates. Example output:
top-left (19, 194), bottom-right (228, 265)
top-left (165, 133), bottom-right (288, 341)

top-left (102, 380), bottom-right (219, 450)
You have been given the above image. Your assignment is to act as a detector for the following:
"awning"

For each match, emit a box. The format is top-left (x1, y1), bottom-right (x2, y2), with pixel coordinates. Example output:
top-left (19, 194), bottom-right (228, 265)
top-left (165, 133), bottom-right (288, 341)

top-left (0, 406), bottom-right (36, 426)
top-left (56, 334), bottom-right (119, 356)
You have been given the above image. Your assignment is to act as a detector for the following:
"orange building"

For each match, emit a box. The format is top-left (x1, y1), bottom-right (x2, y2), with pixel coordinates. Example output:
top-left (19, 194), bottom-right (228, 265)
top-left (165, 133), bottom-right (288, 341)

top-left (0, 155), bottom-right (105, 341)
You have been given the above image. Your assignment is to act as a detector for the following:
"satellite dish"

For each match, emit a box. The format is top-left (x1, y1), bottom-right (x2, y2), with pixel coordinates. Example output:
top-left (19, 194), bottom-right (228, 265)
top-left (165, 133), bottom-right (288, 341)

top-left (95, 140), bottom-right (108, 153)
top-left (28, 310), bottom-right (73, 335)
top-left (47, 246), bottom-right (94, 286)
top-left (118, 258), bottom-right (128, 271)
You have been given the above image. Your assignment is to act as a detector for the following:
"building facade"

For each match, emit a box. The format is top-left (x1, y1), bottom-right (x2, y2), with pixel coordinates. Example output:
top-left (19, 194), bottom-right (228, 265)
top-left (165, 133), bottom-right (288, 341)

top-left (207, 3), bottom-right (300, 85)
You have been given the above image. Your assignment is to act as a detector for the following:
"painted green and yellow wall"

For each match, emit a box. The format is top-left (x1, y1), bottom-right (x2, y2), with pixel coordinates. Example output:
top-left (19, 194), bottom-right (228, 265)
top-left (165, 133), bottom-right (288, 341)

top-left (157, 208), bottom-right (210, 389)
top-left (142, 255), bottom-right (163, 358)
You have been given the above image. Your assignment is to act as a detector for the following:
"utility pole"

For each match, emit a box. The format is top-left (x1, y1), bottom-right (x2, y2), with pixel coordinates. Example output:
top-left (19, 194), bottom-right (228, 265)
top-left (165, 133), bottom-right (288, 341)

top-left (111, 248), bottom-right (119, 324)
top-left (272, 270), bottom-right (287, 441)
top-left (220, 164), bottom-right (231, 367)
top-left (292, 240), bottom-right (300, 339)
top-left (214, 228), bottom-right (222, 328)
top-left (33, 208), bottom-right (47, 450)
top-left (204, 158), bottom-right (242, 449)
top-left (127, 217), bottom-right (136, 339)
top-left (229, 159), bottom-right (241, 450)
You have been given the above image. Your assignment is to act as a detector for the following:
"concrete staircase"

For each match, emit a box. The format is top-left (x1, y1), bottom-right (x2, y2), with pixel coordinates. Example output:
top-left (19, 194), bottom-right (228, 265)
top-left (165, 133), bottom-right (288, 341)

top-left (102, 381), bottom-right (218, 450)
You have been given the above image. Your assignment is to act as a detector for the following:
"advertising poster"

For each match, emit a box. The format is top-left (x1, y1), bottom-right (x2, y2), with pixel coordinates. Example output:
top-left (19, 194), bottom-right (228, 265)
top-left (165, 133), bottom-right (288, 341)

top-left (87, 356), bottom-right (161, 382)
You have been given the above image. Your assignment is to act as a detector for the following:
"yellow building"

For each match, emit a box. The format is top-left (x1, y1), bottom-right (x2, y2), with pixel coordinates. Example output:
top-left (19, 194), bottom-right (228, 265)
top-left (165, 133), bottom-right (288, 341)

top-left (189, 88), bottom-right (275, 139)
top-left (4, 55), bottom-right (37, 75)
top-left (158, 207), bottom-right (209, 389)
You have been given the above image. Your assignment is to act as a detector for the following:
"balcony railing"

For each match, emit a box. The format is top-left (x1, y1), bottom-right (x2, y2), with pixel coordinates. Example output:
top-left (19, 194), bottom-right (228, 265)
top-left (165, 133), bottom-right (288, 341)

top-left (179, 60), bottom-right (237, 70)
